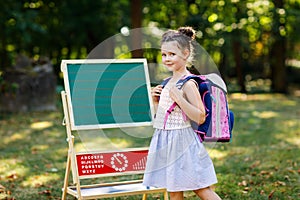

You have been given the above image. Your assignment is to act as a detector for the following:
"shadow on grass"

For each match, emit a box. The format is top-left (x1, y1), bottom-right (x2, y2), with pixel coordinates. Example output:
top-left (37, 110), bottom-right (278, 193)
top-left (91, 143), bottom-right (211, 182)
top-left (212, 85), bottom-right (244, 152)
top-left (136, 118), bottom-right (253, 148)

top-left (0, 93), bottom-right (299, 199)
top-left (0, 111), bottom-right (69, 199)
top-left (209, 93), bottom-right (300, 200)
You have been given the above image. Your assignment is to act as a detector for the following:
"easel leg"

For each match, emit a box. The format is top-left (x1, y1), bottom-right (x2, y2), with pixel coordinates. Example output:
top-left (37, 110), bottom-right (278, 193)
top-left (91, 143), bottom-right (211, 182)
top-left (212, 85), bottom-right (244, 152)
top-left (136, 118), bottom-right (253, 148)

top-left (164, 190), bottom-right (169, 200)
top-left (142, 193), bottom-right (147, 200)
top-left (61, 152), bottom-right (71, 200)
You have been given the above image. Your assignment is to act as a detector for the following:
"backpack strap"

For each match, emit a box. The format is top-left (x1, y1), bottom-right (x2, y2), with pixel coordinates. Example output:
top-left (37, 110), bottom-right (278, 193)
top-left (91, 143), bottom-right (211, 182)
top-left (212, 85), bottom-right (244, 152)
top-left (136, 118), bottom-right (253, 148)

top-left (161, 76), bottom-right (189, 129)
top-left (161, 77), bottom-right (171, 88)
top-left (163, 102), bottom-right (177, 129)
top-left (162, 75), bottom-right (206, 129)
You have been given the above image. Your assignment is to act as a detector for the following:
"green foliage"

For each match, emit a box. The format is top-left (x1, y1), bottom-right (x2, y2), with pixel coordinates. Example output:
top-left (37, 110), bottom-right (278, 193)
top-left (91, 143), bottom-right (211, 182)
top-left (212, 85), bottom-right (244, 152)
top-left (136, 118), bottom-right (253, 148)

top-left (0, 0), bottom-right (300, 93)
top-left (143, 0), bottom-right (189, 28)
top-left (0, 0), bottom-right (129, 70)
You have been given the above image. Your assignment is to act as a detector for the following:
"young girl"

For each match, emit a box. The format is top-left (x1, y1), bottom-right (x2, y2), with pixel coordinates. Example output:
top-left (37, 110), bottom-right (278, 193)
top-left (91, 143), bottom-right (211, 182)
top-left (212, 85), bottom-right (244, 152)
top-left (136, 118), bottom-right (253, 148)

top-left (143, 27), bottom-right (222, 200)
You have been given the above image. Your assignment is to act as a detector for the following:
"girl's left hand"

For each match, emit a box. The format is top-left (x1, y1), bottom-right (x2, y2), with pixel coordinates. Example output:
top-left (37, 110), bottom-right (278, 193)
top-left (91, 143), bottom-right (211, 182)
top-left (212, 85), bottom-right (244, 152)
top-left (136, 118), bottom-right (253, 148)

top-left (169, 86), bottom-right (184, 105)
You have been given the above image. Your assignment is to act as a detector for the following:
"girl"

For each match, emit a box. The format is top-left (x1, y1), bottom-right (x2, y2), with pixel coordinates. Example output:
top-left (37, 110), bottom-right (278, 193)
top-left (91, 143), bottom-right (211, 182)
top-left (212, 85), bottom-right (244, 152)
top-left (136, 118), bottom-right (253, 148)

top-left (143, 27), bottom-right (222, 200)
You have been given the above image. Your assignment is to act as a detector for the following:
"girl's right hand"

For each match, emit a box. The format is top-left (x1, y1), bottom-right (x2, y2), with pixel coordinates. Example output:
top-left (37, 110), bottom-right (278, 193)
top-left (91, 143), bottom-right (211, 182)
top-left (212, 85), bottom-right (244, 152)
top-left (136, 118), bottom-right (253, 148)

top-left (151, 85), bottom-right (163, 103)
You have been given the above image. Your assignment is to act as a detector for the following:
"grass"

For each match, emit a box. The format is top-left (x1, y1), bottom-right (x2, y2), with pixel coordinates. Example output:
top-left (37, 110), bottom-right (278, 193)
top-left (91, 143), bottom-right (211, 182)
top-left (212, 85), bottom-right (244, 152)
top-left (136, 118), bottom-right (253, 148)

top-left (0, 93), bottom-right (299, 199)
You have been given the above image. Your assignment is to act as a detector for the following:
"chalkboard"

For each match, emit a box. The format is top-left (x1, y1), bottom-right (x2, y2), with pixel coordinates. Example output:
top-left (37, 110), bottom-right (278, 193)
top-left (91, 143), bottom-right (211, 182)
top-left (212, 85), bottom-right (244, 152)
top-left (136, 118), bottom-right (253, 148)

top-left (61, 59), bottom-right (154, 130)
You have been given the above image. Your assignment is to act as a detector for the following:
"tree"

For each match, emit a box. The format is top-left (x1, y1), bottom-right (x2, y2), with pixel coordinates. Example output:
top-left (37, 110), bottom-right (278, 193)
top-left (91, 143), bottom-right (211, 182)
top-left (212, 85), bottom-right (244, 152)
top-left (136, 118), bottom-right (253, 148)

top-left (130, 0), bottom-right (143, 58)
top-left (1, 0), bottom-right (300, 95)
top-left (0, 0), bottom-right (129, 72)
top-left (270, 0), bottom-right (287, 93)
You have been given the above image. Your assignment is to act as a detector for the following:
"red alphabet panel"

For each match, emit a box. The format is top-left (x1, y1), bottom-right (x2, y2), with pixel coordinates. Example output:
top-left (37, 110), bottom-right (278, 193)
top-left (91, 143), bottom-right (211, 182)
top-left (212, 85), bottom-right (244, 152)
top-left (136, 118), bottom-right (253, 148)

top-left (76, 149), bottom-right (148, 176)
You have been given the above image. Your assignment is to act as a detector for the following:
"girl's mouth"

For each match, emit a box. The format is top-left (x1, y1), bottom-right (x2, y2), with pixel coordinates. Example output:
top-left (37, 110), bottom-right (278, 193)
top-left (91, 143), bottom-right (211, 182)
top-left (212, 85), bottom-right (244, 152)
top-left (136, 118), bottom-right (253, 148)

top-left (165, 63), bottom-right (173, 67)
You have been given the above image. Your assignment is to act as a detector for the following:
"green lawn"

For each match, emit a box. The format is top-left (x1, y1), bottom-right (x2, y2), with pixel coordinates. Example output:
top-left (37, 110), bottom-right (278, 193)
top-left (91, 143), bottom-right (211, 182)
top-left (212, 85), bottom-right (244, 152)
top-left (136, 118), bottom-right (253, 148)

top-left (0, 93), bottom-right (299, 199)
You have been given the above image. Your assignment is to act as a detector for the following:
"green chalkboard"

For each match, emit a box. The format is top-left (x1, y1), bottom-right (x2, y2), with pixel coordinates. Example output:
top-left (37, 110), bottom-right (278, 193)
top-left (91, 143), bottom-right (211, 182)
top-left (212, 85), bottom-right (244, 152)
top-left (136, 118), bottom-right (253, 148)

top-left (61, 59), bottom-right (154, 130)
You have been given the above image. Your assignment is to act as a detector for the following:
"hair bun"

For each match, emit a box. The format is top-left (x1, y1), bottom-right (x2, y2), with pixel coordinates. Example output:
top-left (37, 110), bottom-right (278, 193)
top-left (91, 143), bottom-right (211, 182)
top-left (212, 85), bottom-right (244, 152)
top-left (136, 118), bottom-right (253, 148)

top-left (178, 27), bottom-right (196, 40)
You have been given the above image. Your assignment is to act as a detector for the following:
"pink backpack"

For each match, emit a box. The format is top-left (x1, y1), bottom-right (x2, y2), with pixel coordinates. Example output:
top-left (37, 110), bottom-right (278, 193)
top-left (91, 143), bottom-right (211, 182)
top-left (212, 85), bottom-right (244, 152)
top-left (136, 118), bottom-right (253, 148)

top-left (162, 74), bottom-right (234, 142)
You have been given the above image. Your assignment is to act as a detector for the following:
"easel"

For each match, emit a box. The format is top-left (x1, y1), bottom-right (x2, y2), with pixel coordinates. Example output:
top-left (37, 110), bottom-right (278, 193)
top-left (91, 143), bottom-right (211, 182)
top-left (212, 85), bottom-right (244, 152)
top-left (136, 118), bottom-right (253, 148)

top-left (60, 59), bottom-right (168, 200)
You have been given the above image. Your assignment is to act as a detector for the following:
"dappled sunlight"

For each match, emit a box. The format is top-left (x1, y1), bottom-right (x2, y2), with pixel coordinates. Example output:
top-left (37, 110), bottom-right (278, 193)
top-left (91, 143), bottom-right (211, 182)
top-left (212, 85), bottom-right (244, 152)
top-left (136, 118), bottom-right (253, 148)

top-left (275, 131), bottom-right (300, 147)
top-left (22, 173), bottom-right (60, 187)
top-left (281, 99), bottom-right (297, 106)
top-left (74, 136), bottom-right (115, 152)
top-left (54, 147), bottom-right (68, 156)
top-left (207, 148), bottom-right (228, 159)
top-left (2, 133), bottom-right (25, 145)
top-left (110, 138), bottom-right (131, 148)
top-left (72, 127), bottom-right (153, 152)
top-left (30, 121), bottom-right (53, 130)
top-left (2, 127), bottom-right (33, 145)
top-left (284, 136), bottom-right (300, 146)
top-left (118, 126), bottom-right (154, 138)
top-left (229, 93), bottom-right (287, 101)
top-left (252, 111), bottom-right (278, 119)
top-left (73, 130), bottom-right (115, 152)
top-left (283, 120), bottom-right (299, 128)
top-left (0, 93), bottom-right (299, 199)
top-left (229, 93), bottom-right (249, 101)
top-left (0, 158), bottom-right (29, 177)
top-left (274, 119), bottom-right (300, 147)
top-left (75, 136), bottom-right (132, 152)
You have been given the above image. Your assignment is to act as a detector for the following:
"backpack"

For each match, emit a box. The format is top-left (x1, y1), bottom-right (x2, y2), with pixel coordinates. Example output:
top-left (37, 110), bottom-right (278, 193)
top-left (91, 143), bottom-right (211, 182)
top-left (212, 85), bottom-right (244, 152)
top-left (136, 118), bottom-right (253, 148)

top-left (161, 73), bottom-right (234, 143)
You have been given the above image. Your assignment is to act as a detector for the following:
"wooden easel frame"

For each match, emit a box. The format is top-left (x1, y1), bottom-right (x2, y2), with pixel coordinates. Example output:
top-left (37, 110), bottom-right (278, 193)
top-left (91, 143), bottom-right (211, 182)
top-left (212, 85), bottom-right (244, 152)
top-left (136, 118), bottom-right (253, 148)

top-left (60, 59), bottom-right (168, 200)
top-left (61, 91), bottom-right (168, 200)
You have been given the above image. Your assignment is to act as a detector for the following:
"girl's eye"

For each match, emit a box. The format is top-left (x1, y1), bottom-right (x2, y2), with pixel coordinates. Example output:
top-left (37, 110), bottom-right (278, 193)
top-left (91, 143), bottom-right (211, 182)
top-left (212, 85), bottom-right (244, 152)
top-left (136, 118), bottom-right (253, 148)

top-left (161, 52), bottom-right (175, 57)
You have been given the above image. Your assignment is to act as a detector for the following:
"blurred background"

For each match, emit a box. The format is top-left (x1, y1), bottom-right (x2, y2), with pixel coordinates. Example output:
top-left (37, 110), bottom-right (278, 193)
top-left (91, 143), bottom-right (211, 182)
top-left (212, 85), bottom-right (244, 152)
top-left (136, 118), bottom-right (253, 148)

top-left (0, 0), bottom-right (300, 112)
top-left (1, 2), bottom-right (300, 199)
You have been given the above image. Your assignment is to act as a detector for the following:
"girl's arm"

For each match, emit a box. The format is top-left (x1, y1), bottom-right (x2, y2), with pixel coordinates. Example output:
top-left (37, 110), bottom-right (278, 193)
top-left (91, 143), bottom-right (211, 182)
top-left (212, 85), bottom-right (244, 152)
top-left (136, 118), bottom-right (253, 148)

top-left (169, 80), bottom-right (206, 125)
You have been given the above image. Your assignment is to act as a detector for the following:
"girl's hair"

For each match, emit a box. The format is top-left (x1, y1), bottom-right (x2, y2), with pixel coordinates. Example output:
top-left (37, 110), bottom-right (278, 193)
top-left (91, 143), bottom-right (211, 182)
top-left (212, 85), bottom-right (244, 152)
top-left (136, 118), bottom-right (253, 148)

top-left (161, 26), bottom-right (196, 68)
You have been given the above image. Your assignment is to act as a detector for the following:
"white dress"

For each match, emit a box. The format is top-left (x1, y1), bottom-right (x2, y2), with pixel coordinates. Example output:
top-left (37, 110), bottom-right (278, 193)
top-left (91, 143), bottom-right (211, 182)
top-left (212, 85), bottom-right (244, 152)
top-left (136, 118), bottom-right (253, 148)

top-left (143, 81), bottom-right (218, 192)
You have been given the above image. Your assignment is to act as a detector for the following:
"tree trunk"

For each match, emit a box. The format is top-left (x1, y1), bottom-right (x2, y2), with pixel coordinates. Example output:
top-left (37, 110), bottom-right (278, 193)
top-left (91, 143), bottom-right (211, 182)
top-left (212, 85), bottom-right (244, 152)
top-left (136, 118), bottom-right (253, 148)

top-left (233, 39), bottom-right (246, 93)
top-left (130, 0), bottom-right (143, 58)
top-left (270, 39), bottom-right (286, 93)
top-left (270, 0), bottom-right (287, 93)
top-left (0, 23), bottom-right (8, 70)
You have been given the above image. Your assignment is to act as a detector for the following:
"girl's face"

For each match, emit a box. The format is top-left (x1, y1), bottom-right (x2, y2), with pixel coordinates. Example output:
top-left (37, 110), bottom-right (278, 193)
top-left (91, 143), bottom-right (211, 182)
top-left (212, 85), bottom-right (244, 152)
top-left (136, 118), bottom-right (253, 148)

top-left (161, 41), bottom-right (189, 73)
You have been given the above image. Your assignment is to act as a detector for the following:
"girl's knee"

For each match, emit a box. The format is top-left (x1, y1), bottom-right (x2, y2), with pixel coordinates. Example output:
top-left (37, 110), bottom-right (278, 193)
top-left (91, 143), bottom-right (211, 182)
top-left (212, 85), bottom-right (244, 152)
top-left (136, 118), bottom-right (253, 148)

top-left (193, 186), bottom-right (210, 195)
top-left (169, 191), bottom-right (184, 200)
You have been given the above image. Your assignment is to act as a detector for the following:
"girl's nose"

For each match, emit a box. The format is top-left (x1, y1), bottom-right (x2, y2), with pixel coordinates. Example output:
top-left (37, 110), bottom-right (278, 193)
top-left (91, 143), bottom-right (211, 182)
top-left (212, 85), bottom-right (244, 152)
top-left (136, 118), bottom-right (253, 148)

top-left (165, 55), bottom-right (171, 61)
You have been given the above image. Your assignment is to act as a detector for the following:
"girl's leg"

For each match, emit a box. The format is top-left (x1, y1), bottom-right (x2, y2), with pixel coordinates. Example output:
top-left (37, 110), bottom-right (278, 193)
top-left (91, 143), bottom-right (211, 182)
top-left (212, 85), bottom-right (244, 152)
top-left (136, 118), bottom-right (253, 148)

top-left (169, 191), bottom-right (184, 200)
top-left (193, 187), bottom-right (222, 200)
